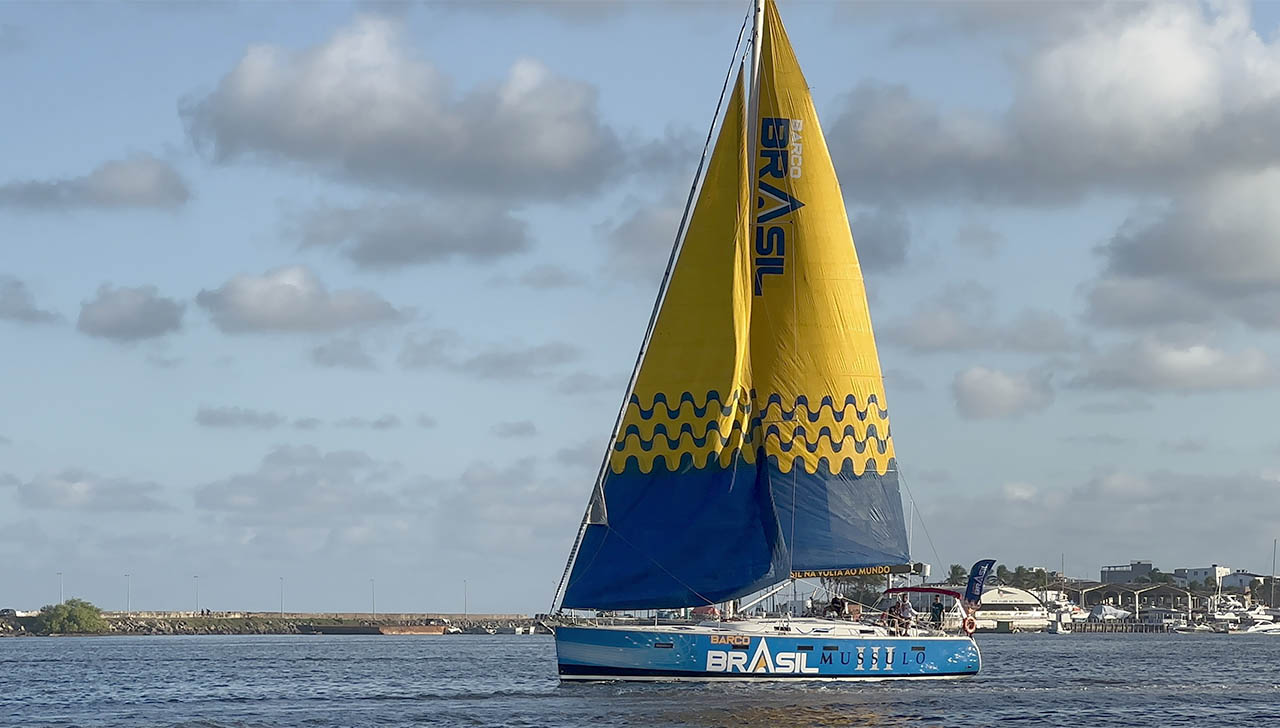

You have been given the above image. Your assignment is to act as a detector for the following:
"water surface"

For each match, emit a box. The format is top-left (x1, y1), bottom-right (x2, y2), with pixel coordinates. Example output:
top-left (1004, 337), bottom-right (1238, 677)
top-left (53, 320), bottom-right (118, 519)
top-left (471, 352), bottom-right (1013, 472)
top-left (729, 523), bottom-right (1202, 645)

top-left (3, 633), bottom-right (1277, 726)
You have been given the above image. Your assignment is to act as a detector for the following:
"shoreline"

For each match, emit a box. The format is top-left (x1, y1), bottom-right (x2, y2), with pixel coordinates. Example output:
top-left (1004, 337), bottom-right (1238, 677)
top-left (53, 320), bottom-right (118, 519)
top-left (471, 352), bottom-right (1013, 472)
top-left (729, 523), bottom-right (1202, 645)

top-left (0, 612), bottom-right (544, 637)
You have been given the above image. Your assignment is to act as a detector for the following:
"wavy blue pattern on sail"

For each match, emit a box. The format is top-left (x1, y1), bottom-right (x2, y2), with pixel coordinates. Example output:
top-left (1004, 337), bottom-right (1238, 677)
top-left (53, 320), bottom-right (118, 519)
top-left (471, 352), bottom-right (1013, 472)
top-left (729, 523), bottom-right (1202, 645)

top-left (757, 393), bottom-right (889, 422)
top-left (627, 390), bottom-right (889, 422)
top-left (612, 422), bottom-right (890, 456)
top-left (630, 390), bottom-right (751, 420)
top-left (614, 419), bottom-right (751, 452)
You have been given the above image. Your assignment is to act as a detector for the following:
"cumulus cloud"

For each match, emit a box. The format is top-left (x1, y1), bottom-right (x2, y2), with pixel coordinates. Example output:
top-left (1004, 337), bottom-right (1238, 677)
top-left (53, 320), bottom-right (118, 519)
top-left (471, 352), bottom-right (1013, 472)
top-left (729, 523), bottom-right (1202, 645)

top-left (76, 284), bottom-right (184, 341)
top-left (16, 469), bottom-right (171, 512)
top-left (598, 200), bottom-right (681, 285)
top-left (1162, 438), bottom-right (1208, 454)
top-left (464, 341), bottom-right (578, 379)
top-left (182, 16), bottom-right (623, 200)
top-left (850, 205), bottom-right (910, 271)
top-left (1072, 337), bottom-right (1275, 392)
top-left (1084, 276), bottom-right (1213, 329)
top-left (195, 406), bottom-right (285, 430)
top-left (399, 331), bottom-right (579, 380)
top-left (555, 439), bottom-right (600, 468)
top-left (1087, 170), bottom-right (1280, 330)
top-left (397, 329), bottom-right (460, 370)
top-left (0, 154), bottom-right (189, 209)
top-left (1076, 396), bottom-right (1152, 414)
top-left (310, 336), bottom-right (376, 370)
top-left (492, 420), bottom-right (537, 438)
top-left (953, 221), bottom-right (1005, 257)
top-left (194, 445), bottom-right (402, 519)
top-left (828, 3), bottom-right (1280, 204)
top-left (1000, 309), bottom-right (1088, 354)
top-left (1061, 434), bottom-right (1130, 447)
top-left (923, 467), bottom-right (1280, 580)
top-left (196, 265), bottom-right (405, 333)
top-left (952, 366), bottom-right (1053, 419)
top-left (439, 0), bottom-right (627, 24)
top-left (427, 458), bottom-right (579, 556)
top-left (336, 414), bottom-right (401, 430)
top-left (555, 371), bottom-right (621, 395)
top-left (515, 264), bottom-right (586, 289)
top-left (294, 201), bottom-right (529, 269)
top-left (0, 276), bottom-right (59, 324)
top-left (885, 282), bottom-right (1085, 354)
top-left (882, 369), bottom-right (927, 393)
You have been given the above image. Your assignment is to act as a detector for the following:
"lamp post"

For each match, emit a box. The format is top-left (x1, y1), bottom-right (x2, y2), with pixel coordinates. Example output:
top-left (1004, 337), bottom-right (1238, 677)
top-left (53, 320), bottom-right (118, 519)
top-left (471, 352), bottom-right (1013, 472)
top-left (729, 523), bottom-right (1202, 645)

top-left (370, 578), bottom-right (376, 620)
top-left (125, 574), bottom-right (131, 615)
top-left (279, 577), bottom-right (284, 617)
top-left (57, 571), bottom-right (63, 604)
top-left (194, 576), bottom-right (200, 614)
top-left (1271, 538), bottom-right (1277, 609)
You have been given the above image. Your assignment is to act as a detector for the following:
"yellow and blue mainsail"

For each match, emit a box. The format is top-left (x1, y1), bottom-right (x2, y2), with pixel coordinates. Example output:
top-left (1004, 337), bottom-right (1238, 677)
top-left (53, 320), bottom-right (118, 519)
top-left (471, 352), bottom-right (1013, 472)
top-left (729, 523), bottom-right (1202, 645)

top-left (560, 0), bottom-right (908, 610)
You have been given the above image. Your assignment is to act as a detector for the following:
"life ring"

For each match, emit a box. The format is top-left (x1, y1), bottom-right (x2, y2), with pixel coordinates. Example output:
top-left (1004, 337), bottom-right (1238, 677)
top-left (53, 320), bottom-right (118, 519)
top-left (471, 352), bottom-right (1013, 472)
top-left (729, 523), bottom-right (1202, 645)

top-left (962, 616), bottom-right (977, 635)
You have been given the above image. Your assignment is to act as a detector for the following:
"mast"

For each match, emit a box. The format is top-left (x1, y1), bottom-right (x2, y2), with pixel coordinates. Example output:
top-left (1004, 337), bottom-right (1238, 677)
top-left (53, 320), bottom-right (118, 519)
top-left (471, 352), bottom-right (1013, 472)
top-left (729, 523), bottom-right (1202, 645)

top-left (1271, 538), bottom-right (1276, 608)
top-left (749, 0), bottom-right (764, 152)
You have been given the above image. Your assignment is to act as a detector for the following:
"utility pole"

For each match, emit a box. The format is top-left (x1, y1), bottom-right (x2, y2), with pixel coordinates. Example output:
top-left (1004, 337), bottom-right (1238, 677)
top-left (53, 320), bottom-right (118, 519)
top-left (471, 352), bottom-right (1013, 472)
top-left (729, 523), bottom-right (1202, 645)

top-left (57, 572), bottom-right (63, 604)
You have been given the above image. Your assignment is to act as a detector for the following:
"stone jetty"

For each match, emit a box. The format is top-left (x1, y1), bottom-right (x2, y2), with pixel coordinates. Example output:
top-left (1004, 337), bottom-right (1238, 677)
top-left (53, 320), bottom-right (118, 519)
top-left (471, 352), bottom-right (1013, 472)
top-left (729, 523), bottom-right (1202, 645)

top-left (0, 611), bottom-right (548, 637)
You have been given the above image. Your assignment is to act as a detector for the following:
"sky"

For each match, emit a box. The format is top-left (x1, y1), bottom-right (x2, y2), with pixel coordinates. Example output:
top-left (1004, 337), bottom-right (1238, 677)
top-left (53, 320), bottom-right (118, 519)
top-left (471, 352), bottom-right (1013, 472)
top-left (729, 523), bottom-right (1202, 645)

top-left (3, 0), bottom-right (1280, 615)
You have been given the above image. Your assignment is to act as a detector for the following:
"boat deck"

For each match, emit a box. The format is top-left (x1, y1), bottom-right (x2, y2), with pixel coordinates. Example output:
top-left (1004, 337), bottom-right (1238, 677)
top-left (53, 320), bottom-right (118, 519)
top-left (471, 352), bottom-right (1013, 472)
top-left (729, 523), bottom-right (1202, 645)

top-left (574, 617), bottom-right (956, 639)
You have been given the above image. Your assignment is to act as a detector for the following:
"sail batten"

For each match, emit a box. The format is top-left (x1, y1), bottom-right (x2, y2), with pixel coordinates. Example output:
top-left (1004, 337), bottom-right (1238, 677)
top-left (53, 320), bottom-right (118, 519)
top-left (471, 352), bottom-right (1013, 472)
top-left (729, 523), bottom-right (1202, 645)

top-left (560, 0), bottom-right (908, 612)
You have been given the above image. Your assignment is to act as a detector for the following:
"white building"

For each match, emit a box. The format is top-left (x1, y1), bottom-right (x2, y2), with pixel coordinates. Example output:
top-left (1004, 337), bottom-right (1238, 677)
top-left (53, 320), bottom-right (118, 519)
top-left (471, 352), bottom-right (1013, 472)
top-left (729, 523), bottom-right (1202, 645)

top-left (1173, 565), bottom-right (1231, 588)
top-left (974, 586), bottom-right (1049, 632)
top-left (1221, 570), bottom-right (1266, 590)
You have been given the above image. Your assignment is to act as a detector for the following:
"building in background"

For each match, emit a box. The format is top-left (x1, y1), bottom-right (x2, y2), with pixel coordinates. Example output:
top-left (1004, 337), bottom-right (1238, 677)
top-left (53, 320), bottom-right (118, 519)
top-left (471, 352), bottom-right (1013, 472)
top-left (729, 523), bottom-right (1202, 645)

top-left (1221, 570), bottom-right (1265, 590)
top-left (1173, 565), bottom-right (1231, 588)
top-left (1101, 561), bottom-right (1154, 584)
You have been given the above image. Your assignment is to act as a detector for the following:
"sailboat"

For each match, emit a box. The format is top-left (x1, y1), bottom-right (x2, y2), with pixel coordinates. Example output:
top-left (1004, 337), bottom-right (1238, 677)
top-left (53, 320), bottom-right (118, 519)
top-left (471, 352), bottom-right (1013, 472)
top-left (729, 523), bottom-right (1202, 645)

top-left (549, 0), bottom-right (982, 681)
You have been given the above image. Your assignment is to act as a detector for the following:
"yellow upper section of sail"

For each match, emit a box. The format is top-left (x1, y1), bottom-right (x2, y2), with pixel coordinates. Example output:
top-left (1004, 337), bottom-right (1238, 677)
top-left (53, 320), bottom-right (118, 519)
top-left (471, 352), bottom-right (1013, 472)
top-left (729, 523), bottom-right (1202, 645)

top-left (609, 67), bottom-right (754, 474)
top-left (609, 1), bottom-right (893, 477)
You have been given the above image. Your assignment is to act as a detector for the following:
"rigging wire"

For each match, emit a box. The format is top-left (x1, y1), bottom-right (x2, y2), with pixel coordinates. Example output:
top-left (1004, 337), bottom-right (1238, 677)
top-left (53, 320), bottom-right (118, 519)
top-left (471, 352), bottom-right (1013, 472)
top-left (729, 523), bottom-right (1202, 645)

top-left (549, 5), bottom-right (754, 614)
top-left (898, 465), bottom-right (944, 576)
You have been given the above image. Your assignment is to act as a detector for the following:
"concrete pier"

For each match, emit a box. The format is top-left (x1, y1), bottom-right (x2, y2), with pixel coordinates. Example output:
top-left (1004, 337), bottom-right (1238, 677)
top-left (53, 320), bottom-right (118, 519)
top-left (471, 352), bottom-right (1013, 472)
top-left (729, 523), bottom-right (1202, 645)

top-left (1070, 621), bottom-right (1174, 633)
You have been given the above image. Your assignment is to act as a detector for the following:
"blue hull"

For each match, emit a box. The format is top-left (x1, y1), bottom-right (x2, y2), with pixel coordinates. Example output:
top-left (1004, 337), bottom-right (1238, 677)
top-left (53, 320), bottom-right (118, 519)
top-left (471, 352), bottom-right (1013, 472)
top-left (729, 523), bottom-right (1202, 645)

top-left (555, 625), bottom-right (981, 681)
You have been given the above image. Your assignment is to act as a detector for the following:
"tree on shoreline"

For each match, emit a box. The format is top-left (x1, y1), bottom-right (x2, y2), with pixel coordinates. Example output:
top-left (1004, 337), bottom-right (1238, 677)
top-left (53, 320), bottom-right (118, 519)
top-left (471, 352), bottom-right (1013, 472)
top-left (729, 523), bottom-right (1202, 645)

top-left (35, 599), bottom-right (107, 634)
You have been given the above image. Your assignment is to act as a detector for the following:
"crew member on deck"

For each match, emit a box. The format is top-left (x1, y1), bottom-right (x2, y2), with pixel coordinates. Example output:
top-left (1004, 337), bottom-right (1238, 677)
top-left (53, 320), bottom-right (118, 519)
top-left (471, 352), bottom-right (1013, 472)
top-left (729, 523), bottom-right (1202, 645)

top-left (825, 593), bottom-right (847, 619)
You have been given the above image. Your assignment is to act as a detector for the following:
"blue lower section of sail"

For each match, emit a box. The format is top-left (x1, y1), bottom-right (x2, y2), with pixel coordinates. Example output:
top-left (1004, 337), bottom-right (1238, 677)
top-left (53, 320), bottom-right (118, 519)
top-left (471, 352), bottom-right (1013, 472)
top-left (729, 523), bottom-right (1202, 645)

top-left (771, 456), bottom-right (909, 574)
top-left (561, 454), bottom-right (910, 610)
top-left (563, 454), bottom-right (786, 610)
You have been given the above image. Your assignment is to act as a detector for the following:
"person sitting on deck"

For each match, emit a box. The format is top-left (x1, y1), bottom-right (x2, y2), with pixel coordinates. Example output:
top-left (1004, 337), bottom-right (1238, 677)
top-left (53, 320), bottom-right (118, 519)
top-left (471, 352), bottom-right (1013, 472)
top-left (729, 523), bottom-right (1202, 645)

top-left (824, 593), bottom-right (848, 619)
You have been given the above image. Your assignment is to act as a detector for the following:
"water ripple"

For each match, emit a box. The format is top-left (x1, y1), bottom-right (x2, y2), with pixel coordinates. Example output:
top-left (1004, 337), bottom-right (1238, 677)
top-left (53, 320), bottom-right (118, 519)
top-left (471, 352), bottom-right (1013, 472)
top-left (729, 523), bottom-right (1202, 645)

top-left (3, 633), bottom-right (1279, 726)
